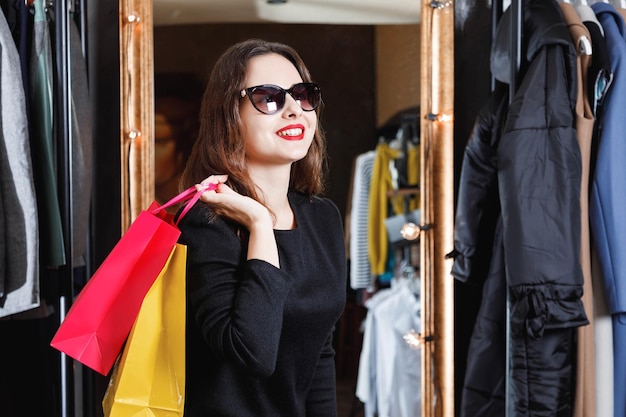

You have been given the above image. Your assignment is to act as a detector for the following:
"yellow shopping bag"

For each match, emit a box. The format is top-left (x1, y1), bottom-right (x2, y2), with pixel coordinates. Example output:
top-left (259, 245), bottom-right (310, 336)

top-left (102, 243), bottom-right (187, 417)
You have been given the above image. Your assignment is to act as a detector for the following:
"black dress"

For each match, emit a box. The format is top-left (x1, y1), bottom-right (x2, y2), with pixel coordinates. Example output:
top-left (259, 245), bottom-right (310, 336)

top-left (178, 192), bottom-right (347, 417)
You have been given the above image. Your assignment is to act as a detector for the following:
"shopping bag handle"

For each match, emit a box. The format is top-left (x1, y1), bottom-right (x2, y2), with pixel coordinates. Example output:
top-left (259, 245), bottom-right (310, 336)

top-left (153, 183), bottom-right (218, 225)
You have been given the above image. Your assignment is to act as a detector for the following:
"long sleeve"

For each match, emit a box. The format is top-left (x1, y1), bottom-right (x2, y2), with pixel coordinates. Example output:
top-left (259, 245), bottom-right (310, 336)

top-left (29, 0), bottom-right (65, 267)
top-left (450, 84), bottom-right (506, 285)
top-left (180, 207), bottom-right (293, 376)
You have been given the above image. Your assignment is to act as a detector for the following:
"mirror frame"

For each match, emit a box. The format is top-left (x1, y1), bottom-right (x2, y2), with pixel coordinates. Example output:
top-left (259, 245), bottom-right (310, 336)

top-left (118, 1), bottom-right (455, 415)
top-left (418, 1), bottom-right (455, 415)
top-left (119, 0), bottom-right (155, 231)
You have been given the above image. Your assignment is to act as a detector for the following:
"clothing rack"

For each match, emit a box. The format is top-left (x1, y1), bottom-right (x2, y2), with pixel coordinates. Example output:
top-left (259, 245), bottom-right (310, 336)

top-left (1, 0), bottom-right (83, 414)
top-left (490, 0), bottom-right (522, 414)
top-left (54, 0), bottom-right (74, 415)
top-left (52, 0), bottom-right (85, 416)
top-left (504, 1), bottom-right (521, 416)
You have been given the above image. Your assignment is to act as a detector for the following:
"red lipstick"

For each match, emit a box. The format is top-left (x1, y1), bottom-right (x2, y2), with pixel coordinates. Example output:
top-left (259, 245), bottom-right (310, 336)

top-left (276, 124), bottom-right (305, 140)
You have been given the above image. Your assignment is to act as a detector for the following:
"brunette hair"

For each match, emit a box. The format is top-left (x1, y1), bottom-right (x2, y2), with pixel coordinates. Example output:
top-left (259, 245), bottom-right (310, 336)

top-left (180, 38), bottom-right (327, 204)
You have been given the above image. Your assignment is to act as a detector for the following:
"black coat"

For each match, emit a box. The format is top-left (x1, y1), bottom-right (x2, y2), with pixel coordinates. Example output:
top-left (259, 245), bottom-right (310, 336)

top-left (452, 1), bottom-right (589, 415)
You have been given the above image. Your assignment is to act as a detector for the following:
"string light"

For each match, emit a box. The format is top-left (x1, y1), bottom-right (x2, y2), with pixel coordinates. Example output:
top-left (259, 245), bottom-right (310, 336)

top-left (128, 130), bottom-right (141, 140)
top-left (127, 13), bottom-right (140, 23)
top-left (426, 112), bottom-right (454, 123)
top-left (125, 10), bottom-right (141, 142)
top-left (403, 330), bottom-right (434, 350)
top-left (429, 0), bottom-right (453, 9)
top-left (401, 222), bottom-right (420, 241)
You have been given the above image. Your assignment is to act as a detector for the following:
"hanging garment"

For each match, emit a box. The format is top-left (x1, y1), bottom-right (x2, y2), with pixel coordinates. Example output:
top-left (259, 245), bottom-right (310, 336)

top-left (29, 0), bottom-right (65, 268)
top-left (589, 4), bottom-right (626, 417)
top-left (69, 14), bottom-right (93, 266)
top-left (452, 81), bottom-right (509, 417)
top-left (560, 5), bottom-right (597, 417)
top-left (450, 75), bottom-right (506, 417)
top-left (454, 1), bottom-right (588, 415)
top-left (575, 4), bottom-right (613, 117)
top-left (367, 142), bottom-right (418, 277)
top-left (0, 0), bottom-right (31, 117)
top-left (496, 2), bottom-right (588, 414)
top-left (349, 151), bottom-right (376, 290)
top-left (576, 4), bottom-right (605, 37)
top-left (591, 245), bottom-right (614, 417)
top-left (355, 277), bottom-right (421, 417)
top-left (575, 6), bottom-right (615, 416)
top-left (449, 83), bottom-right (505, 287)
top-left (356, 285), bottom-right (395, 417)
top-left (459, 218), bottom-right (506, 417)
top-left (0, 9), bottom-right (39, 317)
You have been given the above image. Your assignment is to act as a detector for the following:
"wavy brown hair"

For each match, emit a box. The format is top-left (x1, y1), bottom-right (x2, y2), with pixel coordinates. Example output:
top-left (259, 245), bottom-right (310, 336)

top-left (180, 39), bottom-right (327, 206)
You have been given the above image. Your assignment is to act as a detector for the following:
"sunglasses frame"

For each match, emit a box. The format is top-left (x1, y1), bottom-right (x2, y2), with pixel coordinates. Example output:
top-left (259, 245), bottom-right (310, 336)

top-left (239, 82), bottom-right (322, 115)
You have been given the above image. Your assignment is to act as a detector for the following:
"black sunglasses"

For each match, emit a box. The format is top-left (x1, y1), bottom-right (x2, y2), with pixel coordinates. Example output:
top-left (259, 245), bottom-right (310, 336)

top-left (240, 82), bottom-right (322, 115)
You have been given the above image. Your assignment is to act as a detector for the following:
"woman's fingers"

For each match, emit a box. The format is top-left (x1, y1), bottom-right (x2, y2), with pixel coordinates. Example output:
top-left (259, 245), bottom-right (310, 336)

top-left (194, 177), bottom-right (272, 229)
top-left (200, 174), bottom-right (228, 184)
top-left (200, 174), bottom-right (228, 188)
top-left (197, 175), bottom-right (238, 204)
top-left (197, 174), bottom-right (228, 193)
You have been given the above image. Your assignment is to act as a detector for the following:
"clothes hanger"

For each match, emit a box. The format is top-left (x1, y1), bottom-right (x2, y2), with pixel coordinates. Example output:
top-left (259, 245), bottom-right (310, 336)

top-left (563, 0), bottom-right (592, 55)
top-left (579, 36), bottom-right (593, 55)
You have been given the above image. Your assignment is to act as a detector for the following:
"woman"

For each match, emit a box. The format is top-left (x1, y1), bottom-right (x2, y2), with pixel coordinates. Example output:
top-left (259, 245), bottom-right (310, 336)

top-left (177, 39), bottom-right (347, 417)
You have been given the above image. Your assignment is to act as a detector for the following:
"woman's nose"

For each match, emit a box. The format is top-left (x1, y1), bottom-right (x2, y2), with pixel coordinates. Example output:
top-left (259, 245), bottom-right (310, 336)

top-left (282, 93), bottom-right (303, 117)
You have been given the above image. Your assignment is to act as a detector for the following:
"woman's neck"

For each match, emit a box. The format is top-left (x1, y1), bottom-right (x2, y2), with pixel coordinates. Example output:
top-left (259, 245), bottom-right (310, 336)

top-left (249, 165), bottom-right (294, 229)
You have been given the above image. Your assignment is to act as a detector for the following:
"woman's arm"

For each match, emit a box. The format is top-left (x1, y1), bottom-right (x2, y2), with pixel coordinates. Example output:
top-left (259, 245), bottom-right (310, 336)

top-left (179, 204), bottom-right (292, 377)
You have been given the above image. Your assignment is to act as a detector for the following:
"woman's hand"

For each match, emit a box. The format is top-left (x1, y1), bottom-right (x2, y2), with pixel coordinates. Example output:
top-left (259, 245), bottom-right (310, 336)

top-left (196, 175), bottom-right (279, 266)
top-left (197, 175), bottom-right (272, 228)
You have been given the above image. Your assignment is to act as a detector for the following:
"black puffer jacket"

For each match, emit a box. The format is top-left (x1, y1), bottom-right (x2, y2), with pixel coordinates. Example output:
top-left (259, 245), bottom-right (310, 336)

top-left (453, 1), bottom-right (589, 415)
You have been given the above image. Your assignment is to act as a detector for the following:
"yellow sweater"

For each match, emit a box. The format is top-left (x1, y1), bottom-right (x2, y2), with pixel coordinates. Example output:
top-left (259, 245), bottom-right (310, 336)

top-left (368, 142), bottom-right (419, 276)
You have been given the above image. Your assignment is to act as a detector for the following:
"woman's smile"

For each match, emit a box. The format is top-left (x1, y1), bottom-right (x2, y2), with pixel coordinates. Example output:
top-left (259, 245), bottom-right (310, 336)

top-left (276, 124), bottom-right (305, 140)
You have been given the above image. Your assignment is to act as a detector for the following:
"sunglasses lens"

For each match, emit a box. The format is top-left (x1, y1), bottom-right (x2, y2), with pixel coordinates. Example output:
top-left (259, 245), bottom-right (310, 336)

top-left (244, 83), bottom-right (321, 114)
top-left (291, 83), bottom-right (321, 111)
top-left (249, 86), bottom-right (285, 114)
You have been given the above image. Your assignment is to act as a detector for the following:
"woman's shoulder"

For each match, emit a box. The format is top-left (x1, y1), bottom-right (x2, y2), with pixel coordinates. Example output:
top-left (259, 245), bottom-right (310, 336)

top-left (176, 202), bottom-right (239, 243)
top-left (176, 201), bottom-right (213, 228)
top-left (290, 192), bottom-right (342, 223)
top-left (176, 202), bottom-right (245, 263)
top-left (290, 191), bottom-right (338, 209)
